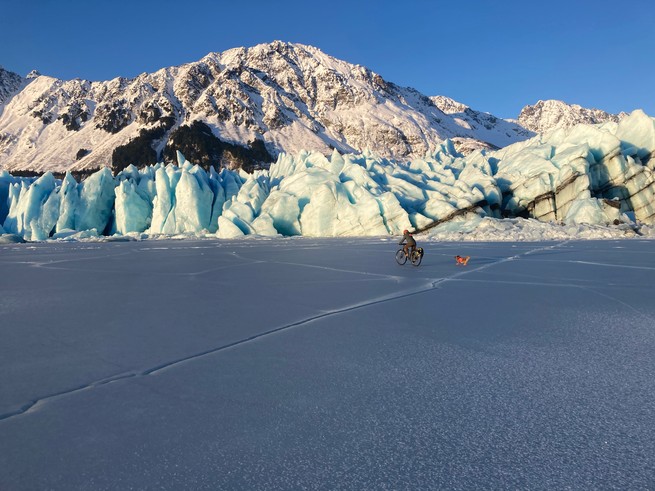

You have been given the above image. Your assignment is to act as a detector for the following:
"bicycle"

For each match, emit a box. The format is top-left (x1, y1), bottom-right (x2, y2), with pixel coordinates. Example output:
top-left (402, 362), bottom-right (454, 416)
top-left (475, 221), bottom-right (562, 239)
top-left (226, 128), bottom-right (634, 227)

top-left (395, 247), bottom-right (424, 266)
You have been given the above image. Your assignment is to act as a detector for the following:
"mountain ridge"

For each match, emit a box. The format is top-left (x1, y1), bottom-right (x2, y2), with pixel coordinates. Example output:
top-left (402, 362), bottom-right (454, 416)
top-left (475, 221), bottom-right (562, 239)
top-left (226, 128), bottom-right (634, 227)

top-left (0, 42), bottom-right (631, 173)
top-left (518, 99), bottom-right (627, 133)
top-left (0, 66), bottom-right (24, 104)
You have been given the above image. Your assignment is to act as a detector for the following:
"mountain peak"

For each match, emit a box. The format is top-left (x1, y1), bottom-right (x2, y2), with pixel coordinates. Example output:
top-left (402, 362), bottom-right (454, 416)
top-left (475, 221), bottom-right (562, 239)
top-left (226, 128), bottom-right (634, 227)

top-left (430, 96), bottom-right (470, 115)
top-left (518, 99), bottom-right (626, 133)
top-left (0, 42), bottom-right (614, 174)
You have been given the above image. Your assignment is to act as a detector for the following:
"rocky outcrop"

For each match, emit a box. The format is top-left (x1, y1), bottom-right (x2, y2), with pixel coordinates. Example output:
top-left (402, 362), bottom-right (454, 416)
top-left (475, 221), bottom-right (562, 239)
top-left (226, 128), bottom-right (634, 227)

top-left (0, 67), bottom-right (23, 104)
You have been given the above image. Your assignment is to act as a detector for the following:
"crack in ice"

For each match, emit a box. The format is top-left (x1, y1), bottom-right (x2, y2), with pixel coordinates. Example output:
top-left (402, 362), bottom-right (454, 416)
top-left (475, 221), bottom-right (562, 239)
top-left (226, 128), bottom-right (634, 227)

top-left (0, 241), bottom-right (567, 423)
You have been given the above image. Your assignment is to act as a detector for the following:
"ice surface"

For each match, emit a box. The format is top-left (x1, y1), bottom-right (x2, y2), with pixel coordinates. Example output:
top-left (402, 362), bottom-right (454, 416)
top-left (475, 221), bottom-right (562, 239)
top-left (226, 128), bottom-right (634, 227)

top-left (0, 233), bottom-right (24, 243)
top-left (56, 172), bottom-right (80, 233)
top-left (0, 171), bottom-right (22, 223)
top-left (615, 109), bottom-right (655, 160)
top-left (216, 214), bottom-right (245, 238)
top-left (564, 198), bottom-right (612, 225)
top-left (171, 166), bottom-right (214, 233)
top-left (3, 172), bottom-right (58, 240)
top-left (74, 167), bottom-right (115, 234)
top-left (114, 179), bottom-right (152, 234)
top-left (1, 110), bottom-right (654, 241)
top-left (260, 191), bottom-right (301, 236)
top-left (1, 238), bottom-right (654, 489)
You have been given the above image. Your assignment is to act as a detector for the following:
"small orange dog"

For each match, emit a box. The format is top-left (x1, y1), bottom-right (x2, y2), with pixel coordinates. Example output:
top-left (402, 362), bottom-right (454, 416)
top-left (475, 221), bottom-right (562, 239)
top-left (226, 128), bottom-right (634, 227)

top-left (455, 255), bottom-right (470, 266)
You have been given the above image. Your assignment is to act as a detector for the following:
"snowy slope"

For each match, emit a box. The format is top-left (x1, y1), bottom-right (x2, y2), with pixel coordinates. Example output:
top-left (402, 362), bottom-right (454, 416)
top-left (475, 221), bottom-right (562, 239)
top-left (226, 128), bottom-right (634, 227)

top-left (0, 42), bottom-right (535, 173)
top-left (518, 99), bottom-right (627, 133)
top-left (430, 95), bottom-right (534, 151)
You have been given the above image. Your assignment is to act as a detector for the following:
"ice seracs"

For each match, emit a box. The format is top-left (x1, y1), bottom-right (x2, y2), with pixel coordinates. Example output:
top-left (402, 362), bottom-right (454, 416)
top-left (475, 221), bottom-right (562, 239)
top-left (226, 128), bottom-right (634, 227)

top-left (75, 167), bottom-right (116, 234)
top-left (490, 110), bottom-right (655, 224)
top-left (2, 172), bottom-right (58, 241)
top-left (1, 110), bottom-right (654, 241)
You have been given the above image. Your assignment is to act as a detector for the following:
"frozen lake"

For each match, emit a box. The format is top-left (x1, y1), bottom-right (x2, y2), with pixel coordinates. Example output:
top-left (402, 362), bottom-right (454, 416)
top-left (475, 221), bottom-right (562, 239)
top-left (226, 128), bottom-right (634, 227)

top-left (1, 237), bottom-right (654, 489)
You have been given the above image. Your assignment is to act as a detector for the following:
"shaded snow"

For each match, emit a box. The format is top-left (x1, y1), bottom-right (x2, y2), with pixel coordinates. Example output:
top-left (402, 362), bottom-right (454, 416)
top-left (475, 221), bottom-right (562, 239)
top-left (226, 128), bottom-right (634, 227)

top-left (0, 238), bottom-right (654, 489)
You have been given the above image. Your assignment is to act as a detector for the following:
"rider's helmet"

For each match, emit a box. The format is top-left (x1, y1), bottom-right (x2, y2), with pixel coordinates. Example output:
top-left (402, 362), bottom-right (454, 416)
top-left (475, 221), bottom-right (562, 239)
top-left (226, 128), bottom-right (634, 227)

top-left (403, 229), bottom-right (408, 235)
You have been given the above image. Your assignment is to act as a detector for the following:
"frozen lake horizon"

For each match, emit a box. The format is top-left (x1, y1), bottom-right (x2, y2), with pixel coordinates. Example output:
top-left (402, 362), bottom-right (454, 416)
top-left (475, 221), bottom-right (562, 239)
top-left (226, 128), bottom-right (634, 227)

top-left (1, 237), bottom-right (654, 489)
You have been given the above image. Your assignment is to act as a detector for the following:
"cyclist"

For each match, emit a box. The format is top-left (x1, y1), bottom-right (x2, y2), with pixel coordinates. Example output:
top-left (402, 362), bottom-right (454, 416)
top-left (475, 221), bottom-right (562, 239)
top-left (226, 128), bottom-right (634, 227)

top-left (399, 229), bottom-right (417, 257)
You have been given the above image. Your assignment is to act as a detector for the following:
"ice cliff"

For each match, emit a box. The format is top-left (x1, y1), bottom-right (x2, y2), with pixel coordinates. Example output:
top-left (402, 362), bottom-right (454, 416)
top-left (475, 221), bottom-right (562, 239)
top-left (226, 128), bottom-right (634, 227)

top-left (1, 111), bottom-right (653, 241)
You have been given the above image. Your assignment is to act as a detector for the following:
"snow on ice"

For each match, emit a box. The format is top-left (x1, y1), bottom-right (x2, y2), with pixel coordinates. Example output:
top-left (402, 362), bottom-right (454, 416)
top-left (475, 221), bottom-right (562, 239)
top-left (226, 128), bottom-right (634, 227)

top-left (1, 238), bottom-right (655, 489)
top-left (1, 110), bottom-right (654, 242)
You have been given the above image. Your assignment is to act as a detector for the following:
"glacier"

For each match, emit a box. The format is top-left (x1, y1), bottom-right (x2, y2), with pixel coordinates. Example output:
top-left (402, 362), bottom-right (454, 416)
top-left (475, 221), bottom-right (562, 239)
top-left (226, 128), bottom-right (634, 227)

top-left (1, 110), bottom-right (654, 241)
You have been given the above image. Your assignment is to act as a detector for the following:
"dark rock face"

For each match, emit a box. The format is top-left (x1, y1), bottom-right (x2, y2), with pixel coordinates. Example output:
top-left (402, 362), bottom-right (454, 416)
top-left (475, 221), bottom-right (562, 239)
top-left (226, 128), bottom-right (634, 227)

top-left (162, 121), bottom-right (274, 172)
top-left (0, 67), bottom-right (23, 104)
top-left (59, 101), bottom-right (90, 131)
top-left (76, 148), bottom-right (90, 160)
top-left (95, 99), bottom-right (132, 134)
top-left (111, 117), bottom-right (175, 172)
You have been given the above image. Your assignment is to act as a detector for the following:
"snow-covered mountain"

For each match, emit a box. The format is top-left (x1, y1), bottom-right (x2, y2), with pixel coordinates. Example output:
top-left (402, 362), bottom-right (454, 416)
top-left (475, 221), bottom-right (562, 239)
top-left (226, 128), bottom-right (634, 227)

top-left (0, 42), bottom-right (638, 175)
top-left (0, 42), bottom-right (538, 174)
top-left (518, 99), bottom-right (627, 134)
top-left (430, 95), bottom-right (534, 153)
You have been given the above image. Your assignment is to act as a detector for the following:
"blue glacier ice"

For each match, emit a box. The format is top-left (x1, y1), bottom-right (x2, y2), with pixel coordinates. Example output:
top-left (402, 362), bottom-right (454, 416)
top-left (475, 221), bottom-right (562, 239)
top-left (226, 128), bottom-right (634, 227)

top-left (114, 179), bottom-right (152, 234)
top-left (56, 172), bottom-right (80, 233)
top-left (3, 172), bottom-right (58, 241)
top-left (75, 167), bottom-right (116, 234)
top-left (1, 110), bottom-right (654, 241)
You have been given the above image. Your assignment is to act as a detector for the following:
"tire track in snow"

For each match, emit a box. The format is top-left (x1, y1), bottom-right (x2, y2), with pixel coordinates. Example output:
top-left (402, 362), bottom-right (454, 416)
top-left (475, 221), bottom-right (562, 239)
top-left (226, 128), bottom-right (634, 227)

top-left (571, 260), bottom-right (655, 271)
top-left (0, 241), bottom-right (567, 423)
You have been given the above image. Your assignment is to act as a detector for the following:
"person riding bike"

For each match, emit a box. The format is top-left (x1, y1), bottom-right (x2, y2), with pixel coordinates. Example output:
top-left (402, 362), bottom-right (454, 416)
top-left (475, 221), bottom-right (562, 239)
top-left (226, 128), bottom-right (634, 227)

top-left (399, 229), bottom-right (417, 257)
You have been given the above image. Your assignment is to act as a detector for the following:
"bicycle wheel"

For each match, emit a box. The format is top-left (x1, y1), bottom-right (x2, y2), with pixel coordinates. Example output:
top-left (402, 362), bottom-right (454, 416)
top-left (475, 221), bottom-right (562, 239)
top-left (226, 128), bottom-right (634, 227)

top-left (411, 250), bottom-right (422, 266)
top-left (395, 249), bottom-right (407, 265)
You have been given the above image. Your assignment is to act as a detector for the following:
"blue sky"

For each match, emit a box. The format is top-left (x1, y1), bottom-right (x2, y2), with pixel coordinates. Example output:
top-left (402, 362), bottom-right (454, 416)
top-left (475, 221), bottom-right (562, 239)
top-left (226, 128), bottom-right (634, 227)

top-left (2, 0), bottom-right (654, 118)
